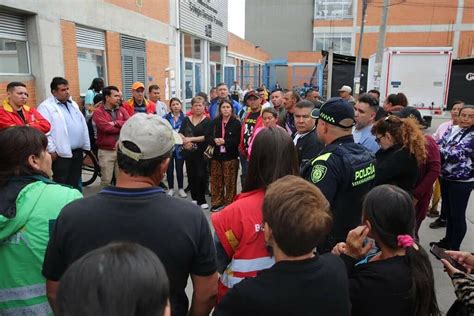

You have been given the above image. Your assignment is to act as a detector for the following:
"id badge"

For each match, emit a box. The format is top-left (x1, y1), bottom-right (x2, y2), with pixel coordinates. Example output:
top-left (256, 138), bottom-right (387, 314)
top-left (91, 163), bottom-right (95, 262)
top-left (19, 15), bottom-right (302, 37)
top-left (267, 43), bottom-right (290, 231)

top-left (220, 145), bottom-right (226, 153)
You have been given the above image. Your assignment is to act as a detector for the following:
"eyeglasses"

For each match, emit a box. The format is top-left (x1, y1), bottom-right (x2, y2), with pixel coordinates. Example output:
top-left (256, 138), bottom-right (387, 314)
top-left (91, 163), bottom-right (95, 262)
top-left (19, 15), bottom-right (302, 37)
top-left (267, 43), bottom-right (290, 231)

top-left (375, 135), bottom-right (384, 143)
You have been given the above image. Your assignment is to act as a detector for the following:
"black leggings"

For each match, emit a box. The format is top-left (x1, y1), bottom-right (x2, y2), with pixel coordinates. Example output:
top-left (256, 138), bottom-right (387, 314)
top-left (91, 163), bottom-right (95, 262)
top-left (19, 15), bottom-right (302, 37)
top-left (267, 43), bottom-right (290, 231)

top-left (186, 157), bottom-right (207, 205)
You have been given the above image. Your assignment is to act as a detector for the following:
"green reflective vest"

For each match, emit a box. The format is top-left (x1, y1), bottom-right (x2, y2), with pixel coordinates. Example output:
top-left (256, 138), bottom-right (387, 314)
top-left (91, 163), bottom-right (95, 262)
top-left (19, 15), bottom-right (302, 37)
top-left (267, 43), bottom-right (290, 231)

top-left (0, 179), bottom-right (82, 315)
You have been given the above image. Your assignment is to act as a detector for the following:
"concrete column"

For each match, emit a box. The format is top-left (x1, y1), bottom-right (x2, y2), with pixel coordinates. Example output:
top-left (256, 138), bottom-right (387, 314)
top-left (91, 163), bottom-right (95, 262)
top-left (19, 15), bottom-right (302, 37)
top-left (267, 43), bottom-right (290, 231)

top-left (28, 15), bottom-right (64, 103)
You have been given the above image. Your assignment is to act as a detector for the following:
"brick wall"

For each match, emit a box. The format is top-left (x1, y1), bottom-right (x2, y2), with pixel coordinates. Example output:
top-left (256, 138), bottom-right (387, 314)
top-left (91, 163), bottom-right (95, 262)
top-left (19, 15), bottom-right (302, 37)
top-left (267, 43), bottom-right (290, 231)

top-left (0, 79), bottom-right (36, 107)
top-left (228, 33), bottom-right (271, 62)
top-left (314, 0), bottom-right (474, 58)
top-left (146, 40), bottom-right (169, 99)
top-left (60, 20), bottom-right (81, 103)
top-left (104, 0), bottom-right (169, 24)
top-left (105, 31), bottom-right (122, 90)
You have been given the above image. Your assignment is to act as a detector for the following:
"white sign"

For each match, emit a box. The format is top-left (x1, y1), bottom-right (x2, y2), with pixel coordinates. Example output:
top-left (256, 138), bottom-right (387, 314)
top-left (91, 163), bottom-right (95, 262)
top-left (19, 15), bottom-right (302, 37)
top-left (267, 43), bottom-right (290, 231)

top-left (180, 0), bottom-right (228, 45)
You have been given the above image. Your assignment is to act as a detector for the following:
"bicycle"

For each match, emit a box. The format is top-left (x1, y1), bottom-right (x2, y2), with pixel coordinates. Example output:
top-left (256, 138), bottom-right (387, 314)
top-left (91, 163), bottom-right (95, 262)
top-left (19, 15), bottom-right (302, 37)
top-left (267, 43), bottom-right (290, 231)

top-left (82, 150), bottom-right (100, 187)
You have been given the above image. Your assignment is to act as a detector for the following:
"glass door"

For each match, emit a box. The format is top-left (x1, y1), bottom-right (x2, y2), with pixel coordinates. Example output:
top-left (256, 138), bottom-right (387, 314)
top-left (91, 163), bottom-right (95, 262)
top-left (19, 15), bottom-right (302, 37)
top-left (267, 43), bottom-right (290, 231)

top-left (210, 63), bottom-right (216, 88)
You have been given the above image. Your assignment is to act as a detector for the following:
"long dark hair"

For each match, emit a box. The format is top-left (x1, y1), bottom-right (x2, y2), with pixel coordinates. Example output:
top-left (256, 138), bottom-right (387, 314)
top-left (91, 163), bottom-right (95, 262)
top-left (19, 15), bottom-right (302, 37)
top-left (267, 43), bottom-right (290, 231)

top-left (0, 126), bottom-right (49, 187)
top-left (57, 242), bottom-right (169, 316)
top-left (244, 127), bottom-right (299, 192)
top-left (363, 185), bottom-right (440, 316)
top-left (88, 77), bottom-right (104, 93)
top-left (217, 98), bottom-right (237, 120)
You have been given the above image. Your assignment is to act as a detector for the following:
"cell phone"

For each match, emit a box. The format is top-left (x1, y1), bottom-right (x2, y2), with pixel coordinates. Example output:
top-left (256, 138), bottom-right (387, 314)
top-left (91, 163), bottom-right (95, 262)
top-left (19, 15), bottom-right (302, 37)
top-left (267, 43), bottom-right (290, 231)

top-left (430, 245), bottom-right (467, 273)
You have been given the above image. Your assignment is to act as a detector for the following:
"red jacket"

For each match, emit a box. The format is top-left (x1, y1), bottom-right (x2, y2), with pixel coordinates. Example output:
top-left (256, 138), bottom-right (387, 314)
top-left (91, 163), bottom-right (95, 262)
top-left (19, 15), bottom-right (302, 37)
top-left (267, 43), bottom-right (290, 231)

top-left (0, 100), bottom-right (50, 133)
top-left (92, 105), bottom-right (130, 150)
top-left (211, 189), bottom-right (274, 301)
top-left (122, 98), bottom-right (156, 116)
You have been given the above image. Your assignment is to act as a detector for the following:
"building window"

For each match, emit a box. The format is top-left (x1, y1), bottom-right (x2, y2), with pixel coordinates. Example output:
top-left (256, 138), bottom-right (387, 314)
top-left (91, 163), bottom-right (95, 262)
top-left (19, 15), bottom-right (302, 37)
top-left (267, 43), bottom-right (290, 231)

top-left (0, 11), bottom-right (30, 74)
top-left (76, 26), bottom-right (107, 96)
top-left (314, 33), bottom-right (352, 55)
top-left (183, 34), bottom-right (202, 60)
top-left (315, 0), bottom-right (353, 19)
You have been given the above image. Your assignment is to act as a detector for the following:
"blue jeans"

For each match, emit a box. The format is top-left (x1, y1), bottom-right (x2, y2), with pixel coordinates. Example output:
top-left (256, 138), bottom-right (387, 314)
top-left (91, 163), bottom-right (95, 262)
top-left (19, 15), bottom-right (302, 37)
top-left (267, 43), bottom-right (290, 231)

top-left (166, 153), bottom-right (184, 189)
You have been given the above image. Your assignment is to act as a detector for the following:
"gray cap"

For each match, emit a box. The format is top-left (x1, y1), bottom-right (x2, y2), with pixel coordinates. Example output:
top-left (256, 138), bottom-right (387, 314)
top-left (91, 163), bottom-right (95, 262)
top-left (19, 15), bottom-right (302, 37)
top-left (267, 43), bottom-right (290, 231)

top-left (118, 113), bottom-right (183, 161)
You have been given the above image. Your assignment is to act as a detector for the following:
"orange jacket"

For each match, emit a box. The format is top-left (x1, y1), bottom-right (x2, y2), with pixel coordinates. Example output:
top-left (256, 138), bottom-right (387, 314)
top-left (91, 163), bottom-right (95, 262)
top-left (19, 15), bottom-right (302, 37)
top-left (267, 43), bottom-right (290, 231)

top-left (0, 100), bottom-right (51, 133)
top-left (122, 98), bottom-right (156, 116)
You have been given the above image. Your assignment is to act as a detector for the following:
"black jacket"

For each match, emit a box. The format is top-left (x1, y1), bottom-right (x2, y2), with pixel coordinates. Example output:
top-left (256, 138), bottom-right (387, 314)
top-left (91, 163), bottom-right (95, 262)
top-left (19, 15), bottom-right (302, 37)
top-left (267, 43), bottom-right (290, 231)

top-left (301, 135), bottom-right (376, 250)
top-left (375, 144), bottom-right (419, 195)
top-left (215, 255), bottom-right (351, 316)
top-left (295, 128), bottom-right (324, 167)
top-left (207, 117), bottom-right (241, 161)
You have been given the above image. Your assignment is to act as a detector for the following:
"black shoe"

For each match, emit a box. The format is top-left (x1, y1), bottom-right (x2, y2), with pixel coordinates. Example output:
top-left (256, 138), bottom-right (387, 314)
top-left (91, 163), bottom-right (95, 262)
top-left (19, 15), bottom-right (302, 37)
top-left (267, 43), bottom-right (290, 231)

top-left (210, 205), bottom-right (224, 212)
top-left (426, 210), bottom-right (440, 218)
top-left (184, 185), bottom-right (190, 193)
top-left (159, 182), bottom-right (168, 190)
top-left (429, 239), bottom-right (449, 249)
top-left (429, 218), bottom-right (446, 229)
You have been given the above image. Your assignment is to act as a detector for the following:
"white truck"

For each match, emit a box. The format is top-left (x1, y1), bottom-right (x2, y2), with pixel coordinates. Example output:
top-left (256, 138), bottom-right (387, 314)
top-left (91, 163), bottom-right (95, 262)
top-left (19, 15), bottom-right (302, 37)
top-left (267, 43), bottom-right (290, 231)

top-left (367, 47), bottom-right (453, 117)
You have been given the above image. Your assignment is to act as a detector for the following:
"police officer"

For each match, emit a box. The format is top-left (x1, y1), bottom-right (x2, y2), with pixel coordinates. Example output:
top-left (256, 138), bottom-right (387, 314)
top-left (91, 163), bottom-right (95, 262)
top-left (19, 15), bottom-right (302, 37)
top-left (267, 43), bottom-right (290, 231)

top-left (302, 97), bottom-right (376, 252)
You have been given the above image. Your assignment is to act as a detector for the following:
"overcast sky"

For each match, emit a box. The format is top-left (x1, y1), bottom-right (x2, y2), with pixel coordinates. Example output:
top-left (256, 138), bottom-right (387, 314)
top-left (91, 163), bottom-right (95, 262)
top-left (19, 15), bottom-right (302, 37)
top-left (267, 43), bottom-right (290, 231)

top-left (228, 0), bottom-right (245, 38)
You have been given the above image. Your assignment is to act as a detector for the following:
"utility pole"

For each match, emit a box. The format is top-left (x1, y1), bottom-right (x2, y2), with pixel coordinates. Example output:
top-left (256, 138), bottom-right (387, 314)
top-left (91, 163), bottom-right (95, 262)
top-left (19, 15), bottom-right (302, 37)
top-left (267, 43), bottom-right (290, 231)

top-left (354, 0), bottom-right (368, 98)
top-left (327, 48), bottom-right (334, 99)
top-left (373, 0), bottom-right (390, 91)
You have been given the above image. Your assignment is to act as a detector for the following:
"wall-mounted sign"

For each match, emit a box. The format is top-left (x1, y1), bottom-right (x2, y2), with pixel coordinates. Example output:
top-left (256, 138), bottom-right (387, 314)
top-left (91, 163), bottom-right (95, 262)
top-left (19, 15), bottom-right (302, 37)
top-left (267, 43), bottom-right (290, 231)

top-left (180, 0), bottom-right (228, 45)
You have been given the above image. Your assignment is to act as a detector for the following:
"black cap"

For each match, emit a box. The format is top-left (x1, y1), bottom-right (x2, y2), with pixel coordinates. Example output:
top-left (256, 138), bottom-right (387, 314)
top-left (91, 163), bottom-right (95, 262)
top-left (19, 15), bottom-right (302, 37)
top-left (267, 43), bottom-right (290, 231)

top-left (393, 106), bottom-right (425, 126)
top-left (245, 90), bottom-right (261, 100)
top-left (311, 97), bottom-right (355, 128)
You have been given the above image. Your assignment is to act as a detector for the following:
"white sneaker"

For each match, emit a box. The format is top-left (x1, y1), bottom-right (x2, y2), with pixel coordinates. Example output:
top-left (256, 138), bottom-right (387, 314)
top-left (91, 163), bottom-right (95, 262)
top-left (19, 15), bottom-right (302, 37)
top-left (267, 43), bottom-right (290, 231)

top-left (191, 200), bottom-right (198, 205)
top-left (178, 188), bottom-right (187, 198)
top-left (167, 189), bottom-right (174, 196)
top-left (200, 203), bottom-right (209, 210)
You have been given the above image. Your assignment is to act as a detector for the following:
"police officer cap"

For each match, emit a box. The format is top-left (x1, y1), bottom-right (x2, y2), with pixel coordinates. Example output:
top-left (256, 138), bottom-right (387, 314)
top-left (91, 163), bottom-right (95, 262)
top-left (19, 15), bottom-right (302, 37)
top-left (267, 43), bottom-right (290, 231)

top-left (311, 97), bottom-right (355, 128)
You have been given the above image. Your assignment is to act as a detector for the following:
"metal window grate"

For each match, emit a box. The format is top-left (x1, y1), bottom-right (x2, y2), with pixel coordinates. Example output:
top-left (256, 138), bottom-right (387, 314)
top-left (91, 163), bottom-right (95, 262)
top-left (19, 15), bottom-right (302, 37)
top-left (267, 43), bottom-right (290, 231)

top-left (76, 26), bottom-right (105, 50)
top-left (120, 35), bottom-right (145, 51)
top-left (0, 11), bottom-right (27, 40)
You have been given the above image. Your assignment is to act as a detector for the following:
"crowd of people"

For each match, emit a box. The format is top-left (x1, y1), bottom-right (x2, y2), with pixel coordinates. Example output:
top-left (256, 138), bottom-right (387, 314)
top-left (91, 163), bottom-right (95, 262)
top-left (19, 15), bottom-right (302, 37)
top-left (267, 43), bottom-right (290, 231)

top-left (0, 76), bottom-right (473, 315)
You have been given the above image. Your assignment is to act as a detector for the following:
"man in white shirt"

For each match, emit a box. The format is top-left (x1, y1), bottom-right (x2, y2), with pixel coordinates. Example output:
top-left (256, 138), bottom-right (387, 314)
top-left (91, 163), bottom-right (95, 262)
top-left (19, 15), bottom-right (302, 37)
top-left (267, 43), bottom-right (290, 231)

top-left (38, 77), bottom-right (90, 191)
top-left (353, 93), bottom-right (379, 154)
top-left (148, 84), bottom-right (168, 117)
top-left (229, 80), bottom-right (243, 102)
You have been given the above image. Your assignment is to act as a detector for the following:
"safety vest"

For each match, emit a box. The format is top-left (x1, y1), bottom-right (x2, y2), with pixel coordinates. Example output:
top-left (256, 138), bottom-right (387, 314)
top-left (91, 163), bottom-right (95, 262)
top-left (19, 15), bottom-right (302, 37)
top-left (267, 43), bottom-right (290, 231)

top-left (0, 178), bottom-right (82, 315)
top-left (211, 189), bottom-right (275, 301)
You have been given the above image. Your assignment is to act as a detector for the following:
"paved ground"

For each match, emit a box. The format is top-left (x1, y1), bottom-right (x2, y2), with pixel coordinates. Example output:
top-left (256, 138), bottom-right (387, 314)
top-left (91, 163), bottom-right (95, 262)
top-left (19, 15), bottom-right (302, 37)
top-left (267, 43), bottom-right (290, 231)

top-left (82, 113), bottom-right (473, 314)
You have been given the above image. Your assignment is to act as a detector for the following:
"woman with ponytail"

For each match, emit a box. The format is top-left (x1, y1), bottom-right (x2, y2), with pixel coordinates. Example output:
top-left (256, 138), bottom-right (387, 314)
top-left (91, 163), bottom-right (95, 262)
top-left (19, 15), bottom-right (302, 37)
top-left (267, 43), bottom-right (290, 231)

top-left (372, 115), bottom-right (427, 195)
top-left (332, 185), bottom-right (440, 316)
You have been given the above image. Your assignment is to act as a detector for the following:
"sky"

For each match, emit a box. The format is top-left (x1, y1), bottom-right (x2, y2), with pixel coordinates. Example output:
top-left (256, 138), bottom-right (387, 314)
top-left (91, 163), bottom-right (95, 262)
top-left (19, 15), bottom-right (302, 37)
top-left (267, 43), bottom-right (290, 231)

top-left (228, 0), bottom-right (245, 38)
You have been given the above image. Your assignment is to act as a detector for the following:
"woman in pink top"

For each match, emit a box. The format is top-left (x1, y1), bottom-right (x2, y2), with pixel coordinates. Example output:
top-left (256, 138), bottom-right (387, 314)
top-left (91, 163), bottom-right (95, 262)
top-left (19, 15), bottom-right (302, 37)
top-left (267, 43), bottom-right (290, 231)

top-left (433, 101), bottom-right (464, 141)
top-left (248, 107), bottom-right (285, 158)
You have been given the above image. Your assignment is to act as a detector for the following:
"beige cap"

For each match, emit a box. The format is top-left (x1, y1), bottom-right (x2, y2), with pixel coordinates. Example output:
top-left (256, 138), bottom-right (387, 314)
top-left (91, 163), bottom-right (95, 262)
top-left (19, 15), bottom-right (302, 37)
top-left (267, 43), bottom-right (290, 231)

top-left (338, 85), bottom-right (352, 93)
top-left (118, 113), bottom-right (183, 161)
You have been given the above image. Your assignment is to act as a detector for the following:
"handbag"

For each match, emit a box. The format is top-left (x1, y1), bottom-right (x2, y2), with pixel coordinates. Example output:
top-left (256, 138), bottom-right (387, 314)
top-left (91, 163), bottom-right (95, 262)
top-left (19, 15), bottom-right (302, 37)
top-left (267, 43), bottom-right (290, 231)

top-left (203, 144), bottom-right (215, 160)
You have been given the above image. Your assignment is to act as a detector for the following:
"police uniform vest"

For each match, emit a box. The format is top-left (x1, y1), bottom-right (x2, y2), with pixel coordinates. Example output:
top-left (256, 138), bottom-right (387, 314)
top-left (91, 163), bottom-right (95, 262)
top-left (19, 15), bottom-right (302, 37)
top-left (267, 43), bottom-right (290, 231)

top-left (302, 136), bottom-right (376, 252)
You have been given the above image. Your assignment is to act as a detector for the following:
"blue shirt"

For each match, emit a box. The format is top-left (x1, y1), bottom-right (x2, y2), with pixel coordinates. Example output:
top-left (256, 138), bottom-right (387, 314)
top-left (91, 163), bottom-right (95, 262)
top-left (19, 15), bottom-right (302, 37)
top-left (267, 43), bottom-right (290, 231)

top-left (353, 124), bottom-right (379, 154)
top-left (56, 99), bottom-right (86, 150)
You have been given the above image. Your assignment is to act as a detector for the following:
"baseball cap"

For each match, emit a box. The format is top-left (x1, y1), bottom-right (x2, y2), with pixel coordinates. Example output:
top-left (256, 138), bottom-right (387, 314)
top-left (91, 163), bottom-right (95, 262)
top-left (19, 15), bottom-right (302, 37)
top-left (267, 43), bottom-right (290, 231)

top-left (311, 97), bottom-right (355, 128)
top-left (118, 113), bottom-right (183, 161)
top-left (131, 81), bottom-right (145, 90)
top-left (338, 85), bottom-right (352, 93)
top-left (245, 90), bottom-right (261, 99)
top-left (393, 106), bottom-right (426, 126)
